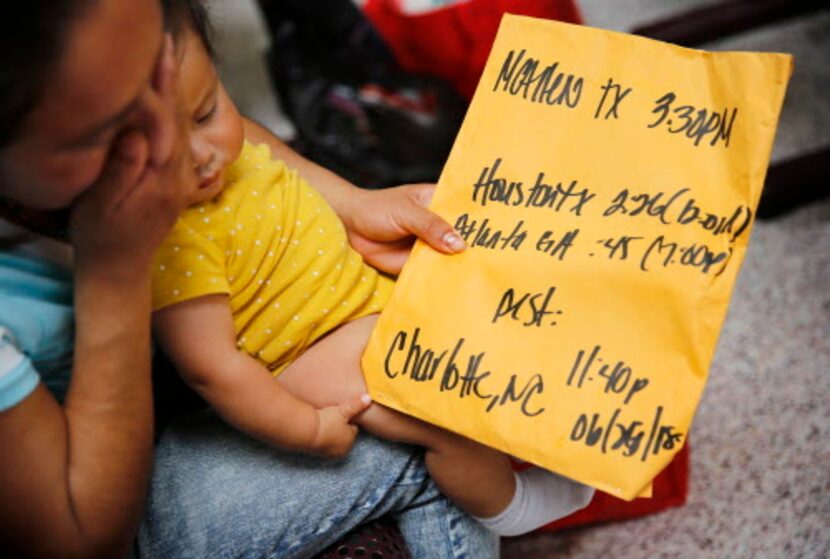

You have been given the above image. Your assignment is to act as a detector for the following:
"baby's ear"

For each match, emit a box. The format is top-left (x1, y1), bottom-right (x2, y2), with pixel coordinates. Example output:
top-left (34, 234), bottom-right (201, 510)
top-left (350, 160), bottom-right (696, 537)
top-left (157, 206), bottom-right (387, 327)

top-left (0, 197), bottom-right (70, 241)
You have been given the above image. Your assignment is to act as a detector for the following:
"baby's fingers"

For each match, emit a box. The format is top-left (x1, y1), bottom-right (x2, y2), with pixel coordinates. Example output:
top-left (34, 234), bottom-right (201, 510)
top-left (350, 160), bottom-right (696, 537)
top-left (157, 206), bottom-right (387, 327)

top-left (336, 393), bottom-right (373, 423)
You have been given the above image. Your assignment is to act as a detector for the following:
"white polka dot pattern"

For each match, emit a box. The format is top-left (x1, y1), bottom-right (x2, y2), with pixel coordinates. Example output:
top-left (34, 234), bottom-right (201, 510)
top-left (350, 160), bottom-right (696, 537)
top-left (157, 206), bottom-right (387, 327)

top-left (152, 141), bottom-right (394, 375)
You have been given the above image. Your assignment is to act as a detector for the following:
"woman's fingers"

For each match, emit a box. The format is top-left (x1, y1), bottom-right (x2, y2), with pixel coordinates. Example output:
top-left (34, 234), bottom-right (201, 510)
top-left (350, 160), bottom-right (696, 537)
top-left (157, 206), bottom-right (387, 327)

top-left (352, 238), bottom-right (411, 276)
top-left (146, 34), bottom-right (179, 167)
top-left (404, 201), bottom-right (466, 254)
top-left (153, 34), bottom-right (176, 94)
top-left (341, 183), bottom-right (467, 274)
top-left (73, 131), bottom-right (148, 218)
top-left (386, 184), bottom-right (467, 254)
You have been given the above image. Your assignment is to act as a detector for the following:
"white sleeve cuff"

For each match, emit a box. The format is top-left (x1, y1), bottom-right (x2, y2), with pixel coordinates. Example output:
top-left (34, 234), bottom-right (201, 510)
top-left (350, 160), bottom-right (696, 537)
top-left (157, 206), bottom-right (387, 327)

top-left (0, 327), bottom-right (40, 411)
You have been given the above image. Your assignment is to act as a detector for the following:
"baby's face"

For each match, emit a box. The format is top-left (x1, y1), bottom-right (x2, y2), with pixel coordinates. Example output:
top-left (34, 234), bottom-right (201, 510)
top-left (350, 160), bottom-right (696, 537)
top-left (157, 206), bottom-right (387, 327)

top-left (178, 26), bottom-right (244, 205)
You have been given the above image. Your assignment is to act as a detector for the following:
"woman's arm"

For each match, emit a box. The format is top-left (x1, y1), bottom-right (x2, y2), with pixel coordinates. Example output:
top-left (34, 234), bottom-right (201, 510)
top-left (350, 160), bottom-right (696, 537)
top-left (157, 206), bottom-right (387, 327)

top-left (153, 295), bottom-right (370, 457)
top-left (0, 128), bottom-right (193, 559)
top-left (0, 192), bottom-right (158, 558)
top-left (0, 37), bottom-right (195, 555)
top-left (242, 118), bottom-right (466, 274)
top-left (242, 118), bottom-right (357, 212)
top-left (0, 265), bottom-right (156, 559)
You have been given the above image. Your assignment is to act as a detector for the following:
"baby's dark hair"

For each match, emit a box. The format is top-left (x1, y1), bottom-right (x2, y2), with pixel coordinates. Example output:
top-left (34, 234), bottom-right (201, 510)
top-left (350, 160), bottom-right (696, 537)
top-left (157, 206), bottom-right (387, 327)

top-left (163, 0), bottom-right (215, 58)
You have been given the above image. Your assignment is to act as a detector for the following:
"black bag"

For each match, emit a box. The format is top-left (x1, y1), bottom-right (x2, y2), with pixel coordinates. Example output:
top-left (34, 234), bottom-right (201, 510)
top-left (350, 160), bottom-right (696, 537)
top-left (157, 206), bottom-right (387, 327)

top-left (259, 0), bottom-right (466, 188)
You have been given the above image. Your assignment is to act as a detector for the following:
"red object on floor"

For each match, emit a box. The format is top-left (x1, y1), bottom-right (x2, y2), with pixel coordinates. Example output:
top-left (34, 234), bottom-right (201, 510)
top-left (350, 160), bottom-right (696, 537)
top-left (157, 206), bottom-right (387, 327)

top-left (539, 443), bottom-right (690, 531)
top-left (362, 0), bottom-right (583, 99)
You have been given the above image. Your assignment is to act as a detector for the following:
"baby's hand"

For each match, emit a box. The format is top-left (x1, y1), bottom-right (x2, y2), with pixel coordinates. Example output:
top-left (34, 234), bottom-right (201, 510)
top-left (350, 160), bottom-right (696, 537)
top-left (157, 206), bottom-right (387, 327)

top-left (310, 394), bottom-right (372, 458)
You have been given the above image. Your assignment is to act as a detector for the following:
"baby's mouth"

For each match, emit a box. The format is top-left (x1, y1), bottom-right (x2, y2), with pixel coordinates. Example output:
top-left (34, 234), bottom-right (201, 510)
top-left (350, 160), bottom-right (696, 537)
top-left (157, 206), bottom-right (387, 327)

top-left (199, 171), bottom-right (221, 190)
top-left (197, 165), bottom-right (223, 192)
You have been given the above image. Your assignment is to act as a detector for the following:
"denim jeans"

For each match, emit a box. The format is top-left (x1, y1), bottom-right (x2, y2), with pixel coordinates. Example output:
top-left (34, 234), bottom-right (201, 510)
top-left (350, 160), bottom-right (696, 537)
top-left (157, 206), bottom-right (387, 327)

top-left (137, 410), bottom-right (498, 559)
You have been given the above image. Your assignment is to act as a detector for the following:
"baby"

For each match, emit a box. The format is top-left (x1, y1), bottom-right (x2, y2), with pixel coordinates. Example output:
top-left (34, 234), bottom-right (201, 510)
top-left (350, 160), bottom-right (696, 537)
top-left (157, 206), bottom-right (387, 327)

top-left (153, 0), bottom-right (593, 536)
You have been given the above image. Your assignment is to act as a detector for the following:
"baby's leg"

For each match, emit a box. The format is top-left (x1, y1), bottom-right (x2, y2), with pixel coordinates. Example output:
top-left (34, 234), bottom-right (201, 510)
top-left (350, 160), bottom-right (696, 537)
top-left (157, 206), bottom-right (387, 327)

top-left (280, 315), bottom-right (595, 534)
top-left (278, 315), bottom-right (515, 517)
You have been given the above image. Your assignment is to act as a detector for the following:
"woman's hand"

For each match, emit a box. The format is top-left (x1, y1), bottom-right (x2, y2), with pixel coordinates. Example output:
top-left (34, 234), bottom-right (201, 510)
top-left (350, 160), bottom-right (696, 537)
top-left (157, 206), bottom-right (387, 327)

top-left (339, 184), bottom-right (466, 275)
top-left (68, 131), bottom-right (192, 279)
top-left (69, 35), bottom-right (196, 280)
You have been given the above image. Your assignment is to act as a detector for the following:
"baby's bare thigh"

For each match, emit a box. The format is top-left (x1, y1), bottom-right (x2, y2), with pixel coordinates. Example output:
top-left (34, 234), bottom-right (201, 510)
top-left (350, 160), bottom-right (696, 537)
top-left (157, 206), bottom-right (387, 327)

top-left (277, 314), bottom-right (378, 408)
top-left (279, 314), bottom-right (453, 447)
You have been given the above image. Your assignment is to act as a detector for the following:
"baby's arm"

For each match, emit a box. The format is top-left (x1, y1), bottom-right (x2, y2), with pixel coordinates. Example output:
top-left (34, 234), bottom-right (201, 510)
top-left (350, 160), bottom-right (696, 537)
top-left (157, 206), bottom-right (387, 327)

top-left (152, 294), bottom-right (370, 457)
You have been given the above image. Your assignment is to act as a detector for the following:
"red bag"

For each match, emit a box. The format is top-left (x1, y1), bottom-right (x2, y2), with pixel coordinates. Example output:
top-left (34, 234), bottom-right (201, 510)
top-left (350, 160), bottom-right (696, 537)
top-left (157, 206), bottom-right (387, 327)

top-left (541, 443), bottom-right (689, 531)
top-left (362, 0), bottom-right (583, 99)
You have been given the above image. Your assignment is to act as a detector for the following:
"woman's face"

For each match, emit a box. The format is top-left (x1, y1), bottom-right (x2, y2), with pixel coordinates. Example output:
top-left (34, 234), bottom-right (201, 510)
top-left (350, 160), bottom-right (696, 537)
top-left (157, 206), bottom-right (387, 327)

top-left (0, 0), bottom-right (168, 210)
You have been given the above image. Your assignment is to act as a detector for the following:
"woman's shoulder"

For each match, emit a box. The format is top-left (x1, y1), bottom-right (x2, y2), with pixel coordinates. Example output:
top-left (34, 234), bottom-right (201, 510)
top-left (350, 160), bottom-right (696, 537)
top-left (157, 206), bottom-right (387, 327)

top-left (0, 250), bottom-right (72, 302)
top-left (0, 250), bottom-right (74, 363)
top-left (0, 250), bottom-right (75, 409)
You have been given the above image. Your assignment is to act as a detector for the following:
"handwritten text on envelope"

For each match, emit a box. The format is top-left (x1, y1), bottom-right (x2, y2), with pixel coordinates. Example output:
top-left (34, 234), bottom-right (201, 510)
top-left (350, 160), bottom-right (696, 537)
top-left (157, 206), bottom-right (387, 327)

top-left (361, 15), bottom-right (792, 500)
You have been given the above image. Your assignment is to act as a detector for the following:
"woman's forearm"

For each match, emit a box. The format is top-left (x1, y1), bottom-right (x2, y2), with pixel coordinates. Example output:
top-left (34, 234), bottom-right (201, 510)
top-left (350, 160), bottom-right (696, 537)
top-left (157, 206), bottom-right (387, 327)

top-left (61, 263), bottom-right (156, 554)
top-left (242, 118), bottom-right (360, 216)
top-left (241, 117), bottom-right (463, 276)
top-left (4, 266), bottom-right (154, 557)
top-left (0, 263), bottom-right (156, 558)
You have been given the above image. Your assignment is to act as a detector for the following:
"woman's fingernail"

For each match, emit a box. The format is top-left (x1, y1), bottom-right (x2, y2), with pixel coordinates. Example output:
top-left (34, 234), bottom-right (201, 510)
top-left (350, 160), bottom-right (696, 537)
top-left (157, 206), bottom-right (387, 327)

top-left (360, 394), bottom-right (372, 405)
top-left (443, 232), bottom-right (466, 252)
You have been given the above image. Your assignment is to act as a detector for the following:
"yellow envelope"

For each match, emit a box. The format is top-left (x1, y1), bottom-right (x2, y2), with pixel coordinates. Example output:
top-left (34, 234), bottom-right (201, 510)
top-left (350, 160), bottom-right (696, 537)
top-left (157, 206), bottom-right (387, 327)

top-left (362, 14), bottom-right (792, 500)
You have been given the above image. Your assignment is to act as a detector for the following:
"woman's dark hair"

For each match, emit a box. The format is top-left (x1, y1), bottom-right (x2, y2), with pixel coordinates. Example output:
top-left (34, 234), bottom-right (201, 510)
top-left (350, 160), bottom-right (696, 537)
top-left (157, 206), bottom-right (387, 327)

top-left (0, 1), bottom-right (214, 149)
top-left (0, 1), bottom-right (95, 147)
top-left (163, 0), bottom-right (215, 58)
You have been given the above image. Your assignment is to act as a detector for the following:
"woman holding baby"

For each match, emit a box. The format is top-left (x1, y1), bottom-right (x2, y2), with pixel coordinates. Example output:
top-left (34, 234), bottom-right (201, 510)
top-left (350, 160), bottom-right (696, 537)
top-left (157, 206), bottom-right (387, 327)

top-left (0, 1), bottom-right (499, 557)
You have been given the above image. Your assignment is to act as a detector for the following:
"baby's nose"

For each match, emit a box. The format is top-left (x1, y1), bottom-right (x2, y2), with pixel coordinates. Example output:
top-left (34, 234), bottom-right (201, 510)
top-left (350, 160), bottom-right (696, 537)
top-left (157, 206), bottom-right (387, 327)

top-left (190, 135), bottom-right (215, 173)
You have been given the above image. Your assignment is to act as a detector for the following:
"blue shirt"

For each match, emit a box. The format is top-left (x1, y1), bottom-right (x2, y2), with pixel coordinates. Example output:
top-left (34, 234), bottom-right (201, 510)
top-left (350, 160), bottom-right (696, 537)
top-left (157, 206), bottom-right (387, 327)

top-left (0, 250), bottom-right (74, 411)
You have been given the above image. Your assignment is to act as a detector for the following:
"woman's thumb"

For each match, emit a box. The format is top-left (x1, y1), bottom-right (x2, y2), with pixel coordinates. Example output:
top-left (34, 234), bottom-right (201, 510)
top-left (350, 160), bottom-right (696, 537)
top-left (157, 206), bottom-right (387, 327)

top-left (401, 193), bottom-right (466, 255)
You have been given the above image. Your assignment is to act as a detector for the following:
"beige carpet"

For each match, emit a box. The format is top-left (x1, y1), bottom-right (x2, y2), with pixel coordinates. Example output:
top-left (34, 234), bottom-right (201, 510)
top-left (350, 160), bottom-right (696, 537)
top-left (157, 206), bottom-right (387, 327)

top-left (502, 198), bottom-right (829, 558)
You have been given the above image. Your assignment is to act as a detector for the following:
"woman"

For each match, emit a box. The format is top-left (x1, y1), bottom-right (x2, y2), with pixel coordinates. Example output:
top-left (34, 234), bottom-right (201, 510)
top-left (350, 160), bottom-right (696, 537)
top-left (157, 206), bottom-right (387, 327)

top-left (0, 1), bottom-right (496, 557)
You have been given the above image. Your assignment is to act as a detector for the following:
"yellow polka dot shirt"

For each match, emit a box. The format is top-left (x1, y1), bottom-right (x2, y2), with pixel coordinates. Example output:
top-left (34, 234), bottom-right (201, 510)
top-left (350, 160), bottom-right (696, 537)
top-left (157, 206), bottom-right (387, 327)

top-left (152, 142), bottom-right (394, 375)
